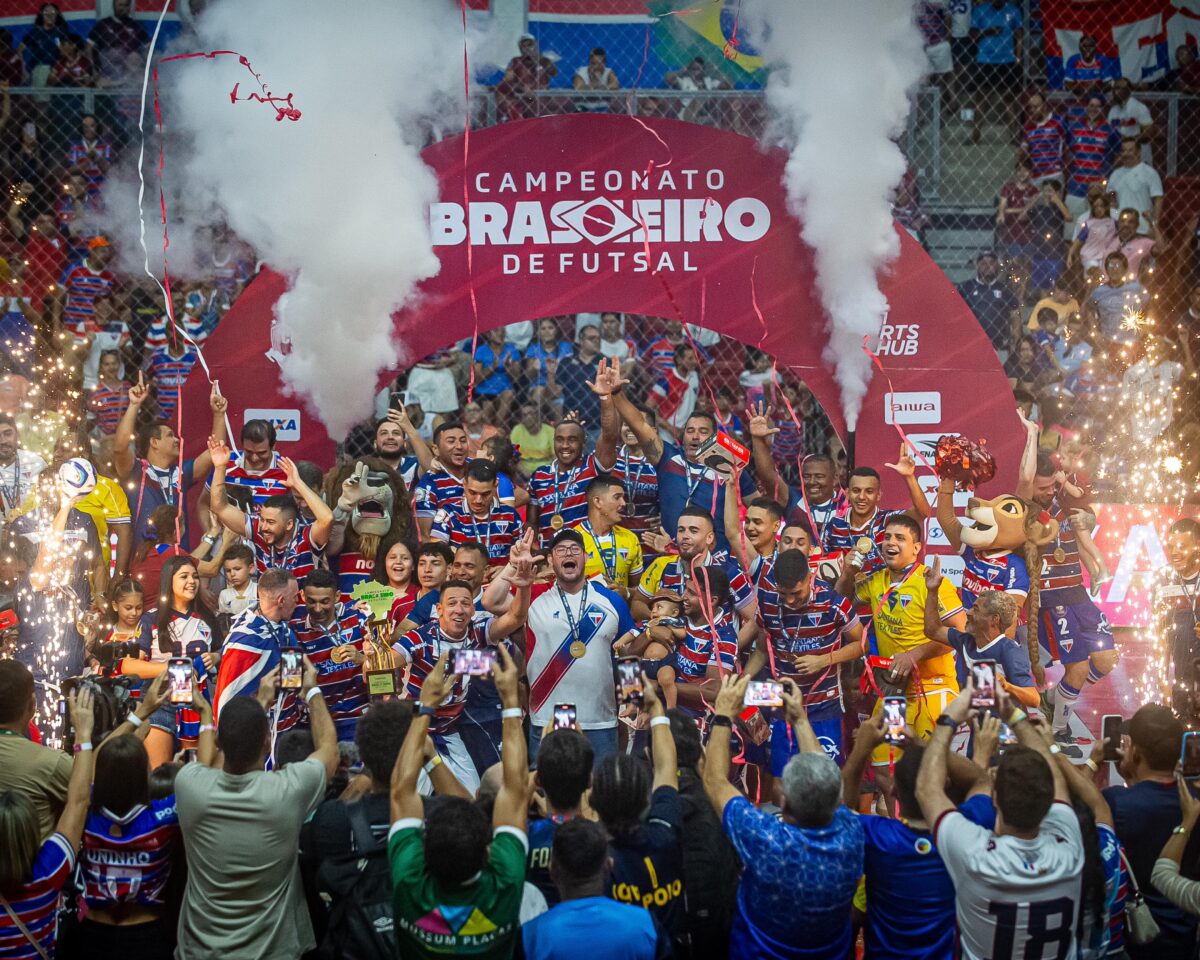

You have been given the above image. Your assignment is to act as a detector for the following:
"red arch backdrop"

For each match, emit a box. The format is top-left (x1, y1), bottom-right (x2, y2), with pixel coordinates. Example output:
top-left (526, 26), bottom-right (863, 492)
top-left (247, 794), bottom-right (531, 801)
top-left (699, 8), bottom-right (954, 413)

top-left (179, 113), bottom-right (1020, 509)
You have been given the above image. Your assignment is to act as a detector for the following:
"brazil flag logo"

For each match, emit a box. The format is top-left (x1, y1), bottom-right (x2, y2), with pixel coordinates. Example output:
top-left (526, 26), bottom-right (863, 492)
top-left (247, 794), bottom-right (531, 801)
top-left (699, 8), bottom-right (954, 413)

top-left (649, 0), bottom-right (766, 85)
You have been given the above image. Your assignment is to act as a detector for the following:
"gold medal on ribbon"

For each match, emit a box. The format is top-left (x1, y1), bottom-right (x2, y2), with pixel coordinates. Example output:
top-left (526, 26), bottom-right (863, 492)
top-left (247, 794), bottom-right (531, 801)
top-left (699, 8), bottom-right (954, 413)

top-left (550, 514), bottom-right (565, 530)
top-left (854, 537), bottom-right (874, 554)
top-left (569, 640), bottom-right (587, 658)
top-left (1053, 547), bottom-right (1066, 563)
top-left (331, 644), bottom-right (358, 664)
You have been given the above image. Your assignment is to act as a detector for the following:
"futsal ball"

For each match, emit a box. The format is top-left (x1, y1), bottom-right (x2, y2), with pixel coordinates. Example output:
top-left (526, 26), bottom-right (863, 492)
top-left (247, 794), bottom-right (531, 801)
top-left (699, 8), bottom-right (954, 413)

top-left (58, 458), bottom-right (97, 497)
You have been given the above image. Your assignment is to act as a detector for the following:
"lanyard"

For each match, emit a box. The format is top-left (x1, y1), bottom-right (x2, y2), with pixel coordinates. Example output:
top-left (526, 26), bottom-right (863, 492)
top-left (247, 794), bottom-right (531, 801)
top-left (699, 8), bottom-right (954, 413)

top-left (620, 446), bottom-right (648, 509)
top-left (552, 461), bottom-right (581, 516)
top-left (683, 459), bottom-right (710, 504)
top-left (1176, 571), bottom-right (1200, 617)
top-left (810, 498), bottom-right (836, 537)
top-left (582, 520), bottom-right (617, 581)
top-left (879, 562), bottom-right (921, 611)
top-left (463, 498), bottom-right (494, 555)
top-left (0, 457), bottom-right (23, 514)
top-left (557, 581), bottom-right (589, 646)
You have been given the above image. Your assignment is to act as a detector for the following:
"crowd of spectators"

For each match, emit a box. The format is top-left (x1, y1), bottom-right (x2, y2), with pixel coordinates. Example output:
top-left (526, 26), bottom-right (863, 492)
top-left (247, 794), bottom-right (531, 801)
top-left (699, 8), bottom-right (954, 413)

top-left (2, 6), bottom-right (1200, 960)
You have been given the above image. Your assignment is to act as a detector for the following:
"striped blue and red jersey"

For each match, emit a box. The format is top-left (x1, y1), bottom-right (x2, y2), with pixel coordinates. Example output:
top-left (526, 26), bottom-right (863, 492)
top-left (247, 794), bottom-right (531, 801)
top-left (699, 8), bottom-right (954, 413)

top-left (755, 562), bottom-right (854, 712)
top-left (146, 346), bottom-right (197, 419)
top-left (412, 468), bottom-right (466, 521)
top-left (1039, 500), bottom-right (1087, 603)
top-left (393, 617), bottom-right (494, 734)
top-left (916, 1), bottom-right (949, 44)
top-left (333, 551), bottom-right (375, 603)
top-left (430, 499), bottom-right (523, 565)
top-left (88, 380), bottom-right (129, 435)
top-left (1064, 54), bottom-right (1116, 88)
top-left (673, 612), bottom-right (739, 684)
top-left (606, 448), bottom-right (659, 539)
top-left (60, 264), bottom-right (117, 337)
top-left (649, 369), bottom-right (697, 423)
top-left (81, 797), bottom-right (180, 910)
top-left (66, 138), bottom-right (112, 194)
top-left (1023, 115), bottom-right (1068, 176)
top-left (0, 832), bottom-right (74, 960)
top-left (250, 515), bottom-right (322, 582)
top-left (292, 603), bottom-right (370, 737)
top-left (823, 509), bottom-right (902, 575)
top-left (222, 449), bottom-right (290, 512)
top-left (529, 454), bottom-right (601, 546)
top-left (960, 546), bottom-right (1030, 609)
top-left (645, 336), bottom-right (679, 377)
top-left (209, 252), bottom-right (249, 297)
top-left (143, 311), bottom-right (206, 354)
top-left (1067, 117), bottom-right (1119, 197)
top-left (638, 552), bottom-right (755, 618)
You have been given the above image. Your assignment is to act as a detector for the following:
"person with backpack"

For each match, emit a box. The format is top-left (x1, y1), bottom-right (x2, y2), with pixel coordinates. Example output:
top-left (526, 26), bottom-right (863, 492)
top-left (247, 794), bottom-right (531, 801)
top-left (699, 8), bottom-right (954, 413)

top-left (300, 698), bottom-right (470, 958)
top-left (667, 708), bottom-right (740, 958)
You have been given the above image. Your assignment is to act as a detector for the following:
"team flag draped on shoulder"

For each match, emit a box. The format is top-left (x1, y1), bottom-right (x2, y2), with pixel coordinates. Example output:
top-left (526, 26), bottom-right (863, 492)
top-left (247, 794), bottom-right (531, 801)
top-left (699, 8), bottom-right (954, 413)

top-left (648, 0), bottom-right (766, 86)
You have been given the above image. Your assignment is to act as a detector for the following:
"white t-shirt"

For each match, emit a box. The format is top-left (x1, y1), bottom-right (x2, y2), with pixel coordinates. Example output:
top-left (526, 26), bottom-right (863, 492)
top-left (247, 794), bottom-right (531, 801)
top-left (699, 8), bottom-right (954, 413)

top-left (1122, 359), bottom-right (1182, 437)
top-left (1108, 99), bottom-right (1154, 163)
top-left (218, 581), bottom-right (258, 617)
top-left (0, 448), bottom-right (47, 517)
top-left (935, 801), bottom-right (1084, 960)
top-left (947, 0), bottom-right (972, 38)
top-left (81, 327), bottom-right (125, 390)
top-left (1105, 162), bottom-right (1163, 233)
top-left (524, 580), bottom-right (636, 730)
top-left (505, 320), bottom-right (534, 352)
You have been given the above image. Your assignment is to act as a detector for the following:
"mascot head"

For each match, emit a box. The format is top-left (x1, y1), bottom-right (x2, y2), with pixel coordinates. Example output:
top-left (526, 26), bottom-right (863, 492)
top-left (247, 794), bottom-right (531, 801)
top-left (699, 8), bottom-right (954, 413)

top-left (327, 457), bottom-right (408, 559)
top-left (959, 494), bottom-right (1059, 552)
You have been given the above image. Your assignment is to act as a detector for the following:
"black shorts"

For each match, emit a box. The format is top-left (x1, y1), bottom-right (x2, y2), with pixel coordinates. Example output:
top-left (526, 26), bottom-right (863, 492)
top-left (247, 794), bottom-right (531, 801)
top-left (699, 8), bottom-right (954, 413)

top-left (970, 61), bottom-right (1021, 93)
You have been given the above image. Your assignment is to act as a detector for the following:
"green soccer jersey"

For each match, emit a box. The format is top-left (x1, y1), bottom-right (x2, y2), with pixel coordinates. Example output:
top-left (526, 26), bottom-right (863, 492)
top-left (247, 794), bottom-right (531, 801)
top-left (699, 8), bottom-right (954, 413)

top-left (389, 820), bottom-right (527, 958)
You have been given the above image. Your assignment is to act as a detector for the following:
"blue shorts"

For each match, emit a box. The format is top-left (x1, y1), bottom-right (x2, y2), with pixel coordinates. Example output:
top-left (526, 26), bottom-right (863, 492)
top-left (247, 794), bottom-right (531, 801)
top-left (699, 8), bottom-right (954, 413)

top-left (769, 708), bottom-right (843, 776)
top-left (1038, 598), bottom-right (1114, 665)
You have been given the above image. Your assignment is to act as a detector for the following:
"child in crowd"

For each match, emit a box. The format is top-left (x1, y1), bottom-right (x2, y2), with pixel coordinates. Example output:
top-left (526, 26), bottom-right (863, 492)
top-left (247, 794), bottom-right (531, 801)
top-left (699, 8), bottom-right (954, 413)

top-left (218, 543), bottom-right (258, 620)
top-left (617, 592), bottom-right (685, 707)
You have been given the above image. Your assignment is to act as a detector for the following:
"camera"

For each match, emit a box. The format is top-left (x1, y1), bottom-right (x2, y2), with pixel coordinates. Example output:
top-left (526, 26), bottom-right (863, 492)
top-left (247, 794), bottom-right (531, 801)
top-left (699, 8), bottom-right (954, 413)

top-left (58, 674), bottom-right (140, 752)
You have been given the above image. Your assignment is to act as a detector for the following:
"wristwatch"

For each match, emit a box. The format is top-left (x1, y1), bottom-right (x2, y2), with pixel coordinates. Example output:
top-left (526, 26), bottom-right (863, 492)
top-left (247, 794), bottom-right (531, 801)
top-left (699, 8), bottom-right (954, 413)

top-left (1173, 825), bottom-right (1190, 835)
top-left (710, 715), bottom-right (733, 729)
top-left (935, 714), bottom-right (959, 731)
top-left (417, 704), bottom-right (438, 718)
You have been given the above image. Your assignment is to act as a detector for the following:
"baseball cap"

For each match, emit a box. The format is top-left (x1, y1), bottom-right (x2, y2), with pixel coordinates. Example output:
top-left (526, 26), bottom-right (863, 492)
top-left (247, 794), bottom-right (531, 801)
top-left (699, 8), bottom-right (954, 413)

top-left (549, 528), bottom-right (585, 550)
top-left (648, 590), bottom-right (683, 607)
top-left (88, 235), bottom-right (111, 249)
top-left (976, 249), bottom-right (998, 262)
top-left (519, 32), bottom-right (535, 42)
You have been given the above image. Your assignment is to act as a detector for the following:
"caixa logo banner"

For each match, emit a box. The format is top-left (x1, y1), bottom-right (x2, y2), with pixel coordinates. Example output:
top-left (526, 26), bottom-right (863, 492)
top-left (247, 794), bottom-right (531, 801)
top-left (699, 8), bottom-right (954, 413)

top-left (244, 408), bottom-right (302, 442)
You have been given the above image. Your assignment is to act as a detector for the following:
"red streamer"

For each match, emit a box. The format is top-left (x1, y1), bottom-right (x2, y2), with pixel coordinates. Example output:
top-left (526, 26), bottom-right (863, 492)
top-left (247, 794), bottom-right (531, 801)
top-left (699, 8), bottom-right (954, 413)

top-left (860, 335), bottom-right (935, 473)
top-left (460, 0), bottom-right (482, 403)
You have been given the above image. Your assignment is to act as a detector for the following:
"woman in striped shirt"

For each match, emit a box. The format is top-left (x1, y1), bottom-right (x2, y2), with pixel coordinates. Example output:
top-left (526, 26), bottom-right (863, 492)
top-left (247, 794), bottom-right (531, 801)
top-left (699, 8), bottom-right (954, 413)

top-left (77, 674), bottom-right (214, 960)
top-left (0, 687), bottom-right (96, 960)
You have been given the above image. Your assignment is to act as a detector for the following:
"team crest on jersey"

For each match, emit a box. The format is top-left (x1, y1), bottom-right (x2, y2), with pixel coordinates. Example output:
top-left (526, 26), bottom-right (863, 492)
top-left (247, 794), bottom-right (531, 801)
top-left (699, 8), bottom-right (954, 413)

top-left (913, 837), bottom-right (933, 856)
top-left (588, 611), bottom-right (604, 626)
top-left (805, 614), bottom-right (822, 626)
top-left (887, 594), bottom-right (913, 611)
top-left (433, 509), bottom-right (449, 525)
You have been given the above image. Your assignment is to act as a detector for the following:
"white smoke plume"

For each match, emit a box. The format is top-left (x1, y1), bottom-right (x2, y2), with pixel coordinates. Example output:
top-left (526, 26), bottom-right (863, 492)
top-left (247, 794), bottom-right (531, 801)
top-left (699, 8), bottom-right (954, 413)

top-left (111, 0), bottom-right (485, 437)
top-left (747, 0), bottom-right (927, 430)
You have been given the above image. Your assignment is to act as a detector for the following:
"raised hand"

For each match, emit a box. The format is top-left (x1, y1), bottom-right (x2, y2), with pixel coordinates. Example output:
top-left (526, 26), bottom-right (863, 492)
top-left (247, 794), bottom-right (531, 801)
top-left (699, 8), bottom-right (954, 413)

top-left (924, 555), bottom-right (942, 591)
top-left (338, 462), bottom-right (370, 511)
top-left (745, 401), bottom-right (779, 439)
top-left (128, 371), bottom-right (149, 407)
top-left (207, 435), bottom-right (231, 470)
top-left (884, 441), bottom-right (917, 477)
top-left (641, 527), bottom-right (672, 554)
top-left (209, 380), bottom-right (228, 414)
top-left (780, 677), bottom-right (806, 727)
top-left (279, 456), bottom-right (301, 489)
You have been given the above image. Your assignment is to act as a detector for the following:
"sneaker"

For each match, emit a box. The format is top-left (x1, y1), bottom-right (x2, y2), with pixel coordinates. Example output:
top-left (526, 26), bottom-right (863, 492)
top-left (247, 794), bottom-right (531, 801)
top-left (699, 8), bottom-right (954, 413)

top-left (1039, 689), bottom-right (1055, 725)
top-left (1054, 731), bottom-right (1084, 760)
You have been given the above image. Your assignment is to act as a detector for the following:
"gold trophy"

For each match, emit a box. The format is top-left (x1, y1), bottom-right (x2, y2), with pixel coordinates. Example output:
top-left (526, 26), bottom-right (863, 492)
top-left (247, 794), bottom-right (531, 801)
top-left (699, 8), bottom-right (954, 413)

top-left (351, 582), bottom-right (401, 700)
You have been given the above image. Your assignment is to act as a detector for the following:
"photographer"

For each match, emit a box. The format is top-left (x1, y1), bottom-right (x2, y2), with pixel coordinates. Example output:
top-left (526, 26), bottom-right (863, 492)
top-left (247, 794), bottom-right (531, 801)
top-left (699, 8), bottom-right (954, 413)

top-left (0, 686), bottom-right (97, 959)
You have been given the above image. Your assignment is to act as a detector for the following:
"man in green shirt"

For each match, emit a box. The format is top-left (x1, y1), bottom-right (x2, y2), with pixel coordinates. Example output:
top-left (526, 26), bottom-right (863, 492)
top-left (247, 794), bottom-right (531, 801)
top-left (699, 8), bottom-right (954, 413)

top-left (511, 403), bottom-right (556, 476)
top-left (389, 644), bottom-right (529, 958)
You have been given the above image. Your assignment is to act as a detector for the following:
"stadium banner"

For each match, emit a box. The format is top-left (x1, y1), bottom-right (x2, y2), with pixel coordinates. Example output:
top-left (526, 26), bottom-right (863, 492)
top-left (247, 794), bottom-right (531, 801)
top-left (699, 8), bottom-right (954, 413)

top-left (1041, 0), bottom-right (1200, 88)
top-left (179, 112), bottom-right (1023, 500)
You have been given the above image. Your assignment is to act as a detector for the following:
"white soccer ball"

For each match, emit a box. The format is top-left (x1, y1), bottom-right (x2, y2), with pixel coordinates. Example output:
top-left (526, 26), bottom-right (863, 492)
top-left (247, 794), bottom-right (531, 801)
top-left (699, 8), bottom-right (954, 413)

top-left (58, 457), bottom-right (97, 497)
